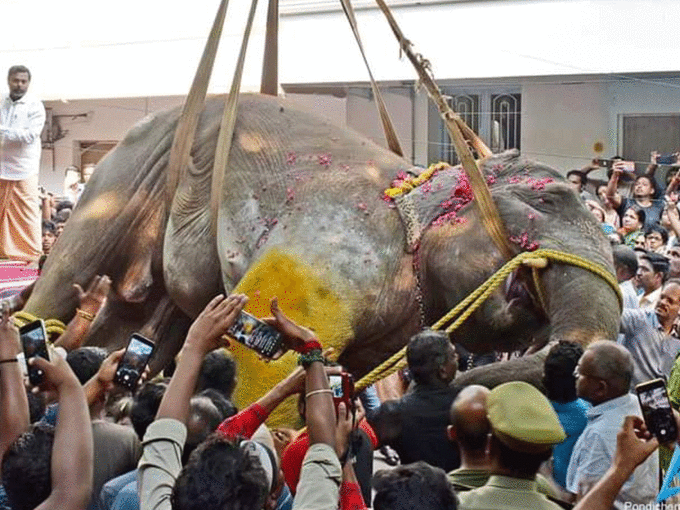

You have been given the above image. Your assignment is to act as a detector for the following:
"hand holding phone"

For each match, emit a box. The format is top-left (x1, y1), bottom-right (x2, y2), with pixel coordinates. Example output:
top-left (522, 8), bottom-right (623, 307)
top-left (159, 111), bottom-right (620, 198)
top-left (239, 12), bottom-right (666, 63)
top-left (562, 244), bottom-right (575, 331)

top-left (113, 334), bottom-right (155, 390)
top-left (635, 378), bottom-right (678, 444)
top-left (656, 154), bottom-right (678, 166)
top-left (226, 310), bottom-right (285, 359)
top-left (20, 319), bottom-right (50, 386)
top-left (328, 372), bottom-right (355, 413)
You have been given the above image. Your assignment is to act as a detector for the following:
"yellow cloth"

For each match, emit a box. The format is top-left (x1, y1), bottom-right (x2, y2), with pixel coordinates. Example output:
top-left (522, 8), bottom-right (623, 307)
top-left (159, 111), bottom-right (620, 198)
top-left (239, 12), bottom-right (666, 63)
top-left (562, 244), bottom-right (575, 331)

top-left (0, 174), bottom-right (41, 262)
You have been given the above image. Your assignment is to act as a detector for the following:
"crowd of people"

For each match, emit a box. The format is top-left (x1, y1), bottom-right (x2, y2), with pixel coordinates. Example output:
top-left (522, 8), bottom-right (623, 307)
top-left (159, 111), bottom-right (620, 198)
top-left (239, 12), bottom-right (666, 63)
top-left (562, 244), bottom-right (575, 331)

top-left (3, 64), bottom-right (680, 510)
top-left (0, 273), bottom-right (677, 510)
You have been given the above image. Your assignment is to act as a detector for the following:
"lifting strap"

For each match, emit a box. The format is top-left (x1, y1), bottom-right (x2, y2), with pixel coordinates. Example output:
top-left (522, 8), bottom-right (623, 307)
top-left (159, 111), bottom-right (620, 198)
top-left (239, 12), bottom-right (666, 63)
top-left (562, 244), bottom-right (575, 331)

top-left (339, 0), bottom-right (404, 157)
top-left (166, 0), bottom-right (230, 203)
top-left (211, 0), bottom-right (261, 233)
top-left (371, 0), bottom-right (514, 260)
top-left (261, 0), bottom-right (279, 95)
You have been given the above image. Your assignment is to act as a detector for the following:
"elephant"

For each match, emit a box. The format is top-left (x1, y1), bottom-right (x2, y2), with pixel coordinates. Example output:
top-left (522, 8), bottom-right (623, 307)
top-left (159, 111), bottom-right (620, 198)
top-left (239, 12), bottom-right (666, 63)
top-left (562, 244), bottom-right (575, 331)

top-left (24, 94), bottom-right (620, 422)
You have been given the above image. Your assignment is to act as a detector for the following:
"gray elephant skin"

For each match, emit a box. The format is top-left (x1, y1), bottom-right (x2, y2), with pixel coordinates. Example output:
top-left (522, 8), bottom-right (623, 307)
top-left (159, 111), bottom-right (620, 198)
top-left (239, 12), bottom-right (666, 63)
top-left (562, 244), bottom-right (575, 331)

top-left (24, 94), bottom-right (620, 417)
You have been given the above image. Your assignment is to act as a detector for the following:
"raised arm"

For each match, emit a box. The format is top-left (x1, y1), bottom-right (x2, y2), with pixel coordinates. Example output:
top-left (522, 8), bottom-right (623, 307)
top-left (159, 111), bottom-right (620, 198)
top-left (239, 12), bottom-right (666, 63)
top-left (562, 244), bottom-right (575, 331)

top-left (606, 163), bottom-right (624, 209)
top-left (0, 305), bottom-right (29, 473)
top-left (34, 349), bottom-right (93, 510)
top-left (156, 294), bottom-right (246, 423)
top-left (54, 275), bottom-right (111, 351)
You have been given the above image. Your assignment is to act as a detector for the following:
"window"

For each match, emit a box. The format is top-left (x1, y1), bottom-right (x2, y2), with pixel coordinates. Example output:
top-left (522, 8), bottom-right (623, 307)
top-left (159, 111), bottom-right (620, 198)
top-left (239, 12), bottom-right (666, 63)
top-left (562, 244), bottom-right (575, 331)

top-left (431, 88), bottom-right (521, 165)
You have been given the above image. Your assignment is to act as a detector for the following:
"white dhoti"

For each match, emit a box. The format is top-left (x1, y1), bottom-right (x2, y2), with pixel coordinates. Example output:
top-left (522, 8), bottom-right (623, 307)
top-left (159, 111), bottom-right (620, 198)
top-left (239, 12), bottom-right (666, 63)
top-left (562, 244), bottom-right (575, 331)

top-left (0, 174), bottom-right (41, 262)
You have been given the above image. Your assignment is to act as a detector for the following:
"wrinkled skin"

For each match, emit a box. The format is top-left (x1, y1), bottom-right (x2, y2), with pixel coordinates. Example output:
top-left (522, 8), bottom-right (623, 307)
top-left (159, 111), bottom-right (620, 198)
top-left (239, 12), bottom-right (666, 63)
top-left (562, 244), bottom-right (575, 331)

top-left (25, 95), bottom-right (619, 422)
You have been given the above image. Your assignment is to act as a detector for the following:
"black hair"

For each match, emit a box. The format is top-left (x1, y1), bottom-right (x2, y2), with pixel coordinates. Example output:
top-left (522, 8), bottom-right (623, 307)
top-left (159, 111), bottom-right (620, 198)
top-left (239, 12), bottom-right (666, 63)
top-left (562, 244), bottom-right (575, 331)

top-left (494, 436), bottom-right (551, 478)
top-left (197, 349), bottom-right (237, 399)
top-left (198, 388), bottom-right (237, 421)
top-left (635, 174), bottom-right (660, 198)
top-left (566, 170), bottom-right (585, 188)
top-left (613, 245), bottom-right (638, 279)
top-left (625, 206), bottom-right (646, 228)
top-left (645, 224), bottom-right (669, 245)
top-left (8, 65), bottom-right (30, 80)
top-left (182, 396), bottom-right (226, 465)
top-left (66, 346), bottom-right (107, 385)
top-left (406, 329), bottom-right (454, 386)
top-left (1, 423), bottom-right (54, 510)
top-left (372, 462), bottom-right (457, 510)
top-left (42, 220), bottom-right (56, 235)
top-left (543, 341), bottom-right (584, 404)
top-left (171, 435), bottom-right (269, 510)
top-left (130, 379), bottom-right (168, 440)
top-left (27, 391), bottom-right (46, 424)
top-left (641, 252), bottom-right (670, 282)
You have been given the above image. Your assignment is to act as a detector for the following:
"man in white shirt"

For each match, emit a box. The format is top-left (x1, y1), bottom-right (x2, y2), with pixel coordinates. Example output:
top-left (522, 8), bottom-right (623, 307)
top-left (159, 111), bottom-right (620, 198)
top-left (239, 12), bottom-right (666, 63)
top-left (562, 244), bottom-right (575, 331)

top-left (0, 65), bottom-right (46, 262)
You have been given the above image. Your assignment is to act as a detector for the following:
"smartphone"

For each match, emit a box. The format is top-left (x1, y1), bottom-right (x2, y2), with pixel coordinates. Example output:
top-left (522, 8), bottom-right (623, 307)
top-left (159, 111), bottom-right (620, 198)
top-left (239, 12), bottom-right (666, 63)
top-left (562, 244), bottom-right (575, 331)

top-left (113, 333), bottom-right (155, 390)
top-left (598, 159), bottom-right (612, 169)
top-left (329, 372), bottom-right (355, 412)
top-left (658, 154), bottom-right (678, 165)
top-left (19, 319), bottom-right (50, 386)
top-left (635, 378), bottom-right (678, 443)
top-left (226, 310), bottom-right (284, 359)
top-left (620, 161), bottom-right (636, 173)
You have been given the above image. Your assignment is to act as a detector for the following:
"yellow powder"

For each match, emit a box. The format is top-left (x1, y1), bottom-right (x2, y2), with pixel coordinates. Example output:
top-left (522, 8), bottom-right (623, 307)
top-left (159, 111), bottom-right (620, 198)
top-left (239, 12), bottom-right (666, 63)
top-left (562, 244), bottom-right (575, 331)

top-left (231, 248), bottom-right (353, 426)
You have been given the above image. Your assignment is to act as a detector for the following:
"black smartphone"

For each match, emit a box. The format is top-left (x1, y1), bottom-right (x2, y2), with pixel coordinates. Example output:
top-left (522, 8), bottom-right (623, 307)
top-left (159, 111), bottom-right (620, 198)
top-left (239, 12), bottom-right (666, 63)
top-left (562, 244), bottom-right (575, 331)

top-left (113, 333), bottom-right (155, 390)
top-left (598, 159), bottom-right (612, 169)
top-left (226, 310), bottom-right (284, 359)
top-left (329, 372), bottom-right (355, 412)
top-left (658, 154), bottom-right (678, 165)
top-left (19, 319), bottom-right (50, 386)
top-left (636, 378), bottom-right (678, 443)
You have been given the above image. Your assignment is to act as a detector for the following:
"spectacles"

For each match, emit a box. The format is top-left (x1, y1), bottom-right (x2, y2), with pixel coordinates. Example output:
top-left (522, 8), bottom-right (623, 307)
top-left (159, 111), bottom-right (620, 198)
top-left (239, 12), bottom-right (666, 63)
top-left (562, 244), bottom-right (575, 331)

top-left (573, 367), bottom-right (605, 380)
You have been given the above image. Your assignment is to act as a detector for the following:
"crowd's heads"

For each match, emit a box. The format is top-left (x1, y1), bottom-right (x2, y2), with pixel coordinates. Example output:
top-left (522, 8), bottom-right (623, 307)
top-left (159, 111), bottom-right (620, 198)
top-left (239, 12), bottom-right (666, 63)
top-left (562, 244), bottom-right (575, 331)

top-left (7, 65), bottom-right (30, 101)
top-left (406, 329), bottom-right (457, 386)
top-left (637, 252), bottom-right (669, 293)
top-left (566, 170), bottom-right (586, 192)
top-left (655, 279), bottom-right (680, 327)
top-left (66, 346), bottom-right (107, 385)
top-left (633, 175), bottom-right (658, 199)
top-left (543, 341), bottom-right (584, 404)
top-left (486, 381), bottom-right (565, 478)
top-left (447, 385), bottom-right (490, 454)
top-left (171, 436), bottom-right (270, 510)
top-left (183, 395), bottom-right (229, 465)
top-left (645, 225), bottom-right (669, 252)
top-left (622, 206), bottom-right (645, 233)
top-left (669, 245), bottom-right (680, 278)
top-left (575, 340), bottom-right (633, 404)
top-left (42, 220), bottom-right (57, 255)
top-left (197, 349), bottom-right (237, 399)
top-left (613, 245), bottom-right (638, 282)
top-left (130, 379), bottom-right (169, 440)
top-left (1, 423), bottom-right (54, 510)
top-left (372, 462), bottom-right (458, 510)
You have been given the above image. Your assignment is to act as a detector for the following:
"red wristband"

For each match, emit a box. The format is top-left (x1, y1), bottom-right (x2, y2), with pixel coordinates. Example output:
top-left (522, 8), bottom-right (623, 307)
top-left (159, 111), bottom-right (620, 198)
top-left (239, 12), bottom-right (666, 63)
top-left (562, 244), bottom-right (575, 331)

top-left (297, 340), bottom-right (322, 354)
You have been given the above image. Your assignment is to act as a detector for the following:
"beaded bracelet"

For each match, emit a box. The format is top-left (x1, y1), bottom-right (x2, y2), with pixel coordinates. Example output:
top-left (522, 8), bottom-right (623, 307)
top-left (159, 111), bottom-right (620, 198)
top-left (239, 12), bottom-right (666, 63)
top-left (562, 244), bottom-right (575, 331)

top-left (297, 349), bottom-right (325, 368)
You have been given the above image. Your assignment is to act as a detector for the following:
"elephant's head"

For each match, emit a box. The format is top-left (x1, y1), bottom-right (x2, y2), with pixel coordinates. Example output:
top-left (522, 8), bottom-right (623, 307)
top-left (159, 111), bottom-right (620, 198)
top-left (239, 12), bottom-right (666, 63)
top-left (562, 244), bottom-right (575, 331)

top-left (416, 150), bottom-right (619, 353)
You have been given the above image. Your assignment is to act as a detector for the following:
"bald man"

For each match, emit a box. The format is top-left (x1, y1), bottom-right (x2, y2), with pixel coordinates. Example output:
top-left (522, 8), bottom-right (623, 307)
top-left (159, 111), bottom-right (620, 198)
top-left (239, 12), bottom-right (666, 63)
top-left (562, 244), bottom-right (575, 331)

top-left (446, 385), bottom-right (559, 499)
top-left (567, 341), bottom-right (658, 508)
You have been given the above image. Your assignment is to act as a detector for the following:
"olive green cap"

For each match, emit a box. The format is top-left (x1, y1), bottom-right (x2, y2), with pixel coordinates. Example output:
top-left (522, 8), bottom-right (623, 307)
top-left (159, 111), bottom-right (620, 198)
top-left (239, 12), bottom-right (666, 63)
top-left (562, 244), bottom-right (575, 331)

top-left (487, 381), bottom-right (566, 453)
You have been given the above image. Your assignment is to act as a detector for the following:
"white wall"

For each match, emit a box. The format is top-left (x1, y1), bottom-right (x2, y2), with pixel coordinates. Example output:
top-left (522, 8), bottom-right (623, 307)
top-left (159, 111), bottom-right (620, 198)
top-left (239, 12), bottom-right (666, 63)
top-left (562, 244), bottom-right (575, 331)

top-left (4, 0), bottom-right (680, 100)
top-left (520, 77), bottom-right (680, 177)
top-left (39, 96), bottom-right (184, 193)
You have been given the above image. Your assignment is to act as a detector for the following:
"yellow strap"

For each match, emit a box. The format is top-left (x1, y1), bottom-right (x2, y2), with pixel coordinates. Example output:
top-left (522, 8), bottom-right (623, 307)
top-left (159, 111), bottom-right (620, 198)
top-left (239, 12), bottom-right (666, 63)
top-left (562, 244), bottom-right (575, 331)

top-left (211, 0), bottom-right (261, 233)
top-left (166, 0), bottom-right (230, 203)
top-left (354, 249), bottom-right (622, 391)
top-left (339, 0), bottom-right (404, 157)
top-left (11, 311), bottom-right (66, 335)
